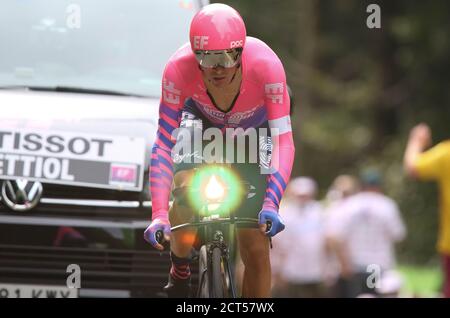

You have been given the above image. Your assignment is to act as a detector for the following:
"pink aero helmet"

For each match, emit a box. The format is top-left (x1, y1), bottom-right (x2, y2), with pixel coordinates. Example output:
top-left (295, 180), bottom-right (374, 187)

top-left (189, 3), bottom-right (246, 51)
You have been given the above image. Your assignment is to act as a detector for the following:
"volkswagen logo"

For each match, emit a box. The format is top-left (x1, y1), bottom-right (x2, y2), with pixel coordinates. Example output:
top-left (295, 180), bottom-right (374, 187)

top-left (1, 179), bottom-right (43, 211)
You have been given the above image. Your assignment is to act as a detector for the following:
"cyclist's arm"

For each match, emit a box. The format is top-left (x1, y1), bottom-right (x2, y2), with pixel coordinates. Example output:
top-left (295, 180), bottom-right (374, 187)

top-left (262, 57), bottom-right (295, 213)
top-left (150, 61), bottom-right (186, 220)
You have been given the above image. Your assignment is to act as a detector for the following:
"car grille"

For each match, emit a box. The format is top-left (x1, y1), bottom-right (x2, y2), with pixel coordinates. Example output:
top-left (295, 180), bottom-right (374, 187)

top-left (0, 175), bottom-right (153, 219)
top-left (0, 244), bottom-right (199, 297)
top-left (38, 183), bottom-right (146, 201)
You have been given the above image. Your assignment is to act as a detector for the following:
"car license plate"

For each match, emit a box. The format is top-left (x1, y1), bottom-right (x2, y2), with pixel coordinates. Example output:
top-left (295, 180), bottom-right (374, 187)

top-left (0, 283), bottom-right (78, 298)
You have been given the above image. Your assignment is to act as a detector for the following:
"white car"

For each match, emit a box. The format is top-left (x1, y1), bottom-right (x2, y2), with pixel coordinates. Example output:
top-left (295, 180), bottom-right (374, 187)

top-left (0, 0), bottom-right (207, 298)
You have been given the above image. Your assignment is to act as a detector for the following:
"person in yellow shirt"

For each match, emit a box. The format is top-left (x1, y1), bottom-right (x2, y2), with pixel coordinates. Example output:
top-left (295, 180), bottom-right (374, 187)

top-left (404, 123), bottom-right (450, 298)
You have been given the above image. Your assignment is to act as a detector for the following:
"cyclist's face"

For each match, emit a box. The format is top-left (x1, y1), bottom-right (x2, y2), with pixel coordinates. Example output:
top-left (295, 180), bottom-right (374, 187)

top-left (201, 65), bottom-right (238, 88)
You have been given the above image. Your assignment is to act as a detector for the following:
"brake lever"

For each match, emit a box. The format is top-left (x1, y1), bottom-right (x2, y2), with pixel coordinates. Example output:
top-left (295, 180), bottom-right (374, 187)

top-left (265, 220), bottom-right (272, 234)
top-left (155, 230), bottom-right (164, 244)
top-left (265, 220), bottom-right (273, 248)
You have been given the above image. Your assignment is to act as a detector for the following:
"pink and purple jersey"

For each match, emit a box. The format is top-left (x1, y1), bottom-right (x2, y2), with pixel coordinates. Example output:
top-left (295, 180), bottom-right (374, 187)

top-left (151, 37), bottom-right (295, 220)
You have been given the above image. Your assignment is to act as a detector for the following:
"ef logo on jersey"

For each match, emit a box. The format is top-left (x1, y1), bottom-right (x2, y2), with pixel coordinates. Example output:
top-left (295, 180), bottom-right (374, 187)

top-left (265, 83), bottom-right (284, 104)
top-left (192, 36), bottom-right (209, 50)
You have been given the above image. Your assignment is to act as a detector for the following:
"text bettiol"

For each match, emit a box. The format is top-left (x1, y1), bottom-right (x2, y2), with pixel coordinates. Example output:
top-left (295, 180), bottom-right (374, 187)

top-left (0, 129), bottom-right (146, 191)
top-left (0, 131), bottom-right (112, 180)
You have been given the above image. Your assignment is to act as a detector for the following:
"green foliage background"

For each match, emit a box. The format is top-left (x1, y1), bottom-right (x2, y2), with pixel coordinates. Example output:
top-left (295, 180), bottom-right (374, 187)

top-left (214, 0), bottom-right (450, 264)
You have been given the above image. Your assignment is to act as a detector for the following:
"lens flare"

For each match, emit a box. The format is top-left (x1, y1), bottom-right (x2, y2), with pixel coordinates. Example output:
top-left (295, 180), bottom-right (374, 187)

top-left (187, 165), bottom-right (243, 215)
top-left (205, 175), bottom-right (225, 201)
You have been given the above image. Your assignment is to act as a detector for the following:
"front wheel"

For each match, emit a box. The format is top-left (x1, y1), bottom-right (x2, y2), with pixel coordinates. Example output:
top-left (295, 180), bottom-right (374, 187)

top-left (210, 246), bottom-right (225, 298)
top-left (198, 245), bottom-right (229, 298)
top-left (198, 245), bottom-right (209, 298)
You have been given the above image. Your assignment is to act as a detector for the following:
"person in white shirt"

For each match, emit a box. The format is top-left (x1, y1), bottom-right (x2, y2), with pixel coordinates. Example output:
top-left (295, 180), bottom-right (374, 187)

top-left (271, 177), bottom-right (328, 297)
top-left (327, 170), bottom-right (406, 297)
top-left (323, 175), bottom-right (361, 296)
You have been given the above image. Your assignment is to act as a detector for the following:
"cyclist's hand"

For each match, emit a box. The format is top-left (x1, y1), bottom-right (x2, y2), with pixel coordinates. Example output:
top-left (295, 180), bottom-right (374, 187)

top-left (143, 217), bottom-right (171, 251)
top-left (258, 210), bottom-right (285, 237)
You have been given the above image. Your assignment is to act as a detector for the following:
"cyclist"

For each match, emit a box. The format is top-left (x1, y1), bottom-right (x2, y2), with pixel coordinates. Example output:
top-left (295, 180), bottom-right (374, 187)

top-left (144, 3), bottom-right (295, 298)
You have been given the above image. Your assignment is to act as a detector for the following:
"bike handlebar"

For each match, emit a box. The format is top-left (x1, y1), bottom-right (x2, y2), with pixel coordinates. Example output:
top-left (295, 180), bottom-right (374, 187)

top-left (155, 217), bottom-right (272, 244)
top-left (155, 179), bottom-right (272, 245)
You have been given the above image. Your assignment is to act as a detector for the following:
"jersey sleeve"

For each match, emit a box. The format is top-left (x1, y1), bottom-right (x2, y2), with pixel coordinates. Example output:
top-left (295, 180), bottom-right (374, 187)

top-left (414, 142), bottom-right (450, 181)
top-left (150, 61), bottom-right (186, 220)
top-left (262, 55), bottom-right (296, 213)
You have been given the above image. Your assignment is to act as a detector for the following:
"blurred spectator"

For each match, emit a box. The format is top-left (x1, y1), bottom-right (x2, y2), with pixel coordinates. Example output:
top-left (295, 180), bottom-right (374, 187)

top-left (324, 175), bottom-right (361, 206)
top-left (404, 123), bottom-right (450, 298)
top-left (271, 177), bottom-right (328, 298)
top-left (324, 175), bottom-right (360, 295)
top-left (326, 170), bottom-right (406, 297)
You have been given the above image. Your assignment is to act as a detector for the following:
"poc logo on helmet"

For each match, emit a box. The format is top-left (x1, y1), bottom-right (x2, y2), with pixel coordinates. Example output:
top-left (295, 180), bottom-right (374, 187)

top-left (230, 40), bottom-right (243, 48)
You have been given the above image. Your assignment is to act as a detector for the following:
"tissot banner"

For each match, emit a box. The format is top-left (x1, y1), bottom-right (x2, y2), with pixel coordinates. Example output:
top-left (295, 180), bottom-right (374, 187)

top-left (0, 129), bottom-right (146, 191)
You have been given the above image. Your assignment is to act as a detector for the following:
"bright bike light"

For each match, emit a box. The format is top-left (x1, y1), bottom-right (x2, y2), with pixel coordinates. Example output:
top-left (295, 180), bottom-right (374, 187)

top-left (188, 165), bottom-right (244, 215)
top-left (204, 175), bottom-right (225, 201)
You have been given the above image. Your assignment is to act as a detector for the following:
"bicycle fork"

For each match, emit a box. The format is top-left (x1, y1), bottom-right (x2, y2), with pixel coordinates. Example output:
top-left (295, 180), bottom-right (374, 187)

top-left (203, 230), bottom-right (237, 298)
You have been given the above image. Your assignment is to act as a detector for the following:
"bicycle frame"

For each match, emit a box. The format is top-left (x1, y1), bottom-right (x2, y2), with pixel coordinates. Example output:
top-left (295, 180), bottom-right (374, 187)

top-left (164, 173), bottom-right (268, 298)
top-left (171, 215), bottom-right (259, 298)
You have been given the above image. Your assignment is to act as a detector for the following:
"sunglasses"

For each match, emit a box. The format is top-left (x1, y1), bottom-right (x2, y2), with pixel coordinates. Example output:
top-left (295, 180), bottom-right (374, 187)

top-left (194, 48), bottom-right (242, 68)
